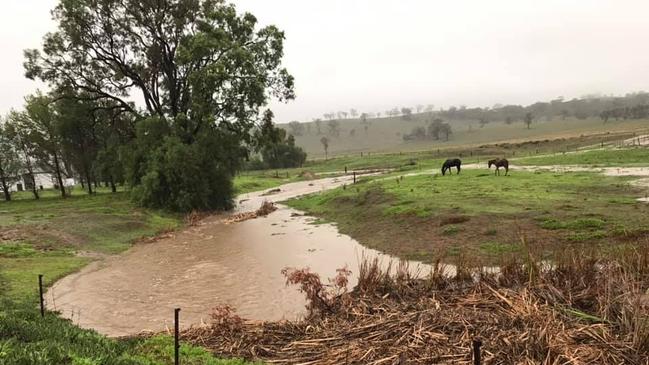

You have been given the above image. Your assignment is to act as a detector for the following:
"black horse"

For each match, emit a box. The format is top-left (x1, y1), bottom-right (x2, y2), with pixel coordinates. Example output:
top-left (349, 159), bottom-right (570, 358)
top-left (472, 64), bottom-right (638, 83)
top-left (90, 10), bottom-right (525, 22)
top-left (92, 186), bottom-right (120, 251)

top-left (441, 158), bottom-right (462, 175)
top-left (488, 158), bottom-right (509, 176)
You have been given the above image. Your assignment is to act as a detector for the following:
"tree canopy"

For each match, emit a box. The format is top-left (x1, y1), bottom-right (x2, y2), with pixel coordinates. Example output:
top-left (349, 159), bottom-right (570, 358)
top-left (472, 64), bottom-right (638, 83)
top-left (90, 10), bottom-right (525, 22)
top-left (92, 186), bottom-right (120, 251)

top-left (24, 0), bottom-right (295, 211)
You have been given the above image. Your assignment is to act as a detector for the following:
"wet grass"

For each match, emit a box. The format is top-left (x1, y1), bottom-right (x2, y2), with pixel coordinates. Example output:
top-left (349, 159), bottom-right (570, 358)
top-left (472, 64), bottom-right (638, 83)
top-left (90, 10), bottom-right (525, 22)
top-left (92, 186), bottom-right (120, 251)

top-left (516, 147), bottom-right (649, 167)
top-left (0, 192), bottom-right (179, 253)
top-left (0, 298), bottom-right (257, 364)
top-left (286, 169), bottom-right (649, 263)
top-left (303, 152), bottom-right (443, 173)
top-left (234, 172), bottom-right (303, 195)
top-left (235, 154), bottom-right (482, 195)
top-left (479, 241), bottom-right (521, 255)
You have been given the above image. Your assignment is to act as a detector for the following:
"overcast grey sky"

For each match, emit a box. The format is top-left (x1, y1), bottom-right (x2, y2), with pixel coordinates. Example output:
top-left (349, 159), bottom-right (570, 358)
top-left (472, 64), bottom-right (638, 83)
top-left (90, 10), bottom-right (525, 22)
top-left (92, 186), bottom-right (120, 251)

top-left (2, 1), bottom-right (649, 123)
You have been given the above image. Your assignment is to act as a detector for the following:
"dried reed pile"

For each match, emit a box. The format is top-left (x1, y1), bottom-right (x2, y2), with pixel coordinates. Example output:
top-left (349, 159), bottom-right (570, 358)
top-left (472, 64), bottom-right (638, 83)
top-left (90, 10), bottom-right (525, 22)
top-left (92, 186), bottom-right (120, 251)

top-left (185, 252), bottom-right (649, 364)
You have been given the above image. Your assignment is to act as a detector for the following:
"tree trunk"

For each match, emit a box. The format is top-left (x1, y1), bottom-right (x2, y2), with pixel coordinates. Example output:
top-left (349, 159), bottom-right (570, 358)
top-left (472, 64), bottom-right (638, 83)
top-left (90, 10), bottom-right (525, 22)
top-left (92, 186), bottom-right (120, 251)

top-left (26, 167), bottom-right (39, 200)
top-left (19, 143), bottom-right (39, 200)
top-left (30, 173), bottom-right (39, 200)
top-left (53, 152), bottom-right (67, 198)
top-left (0, 168), bottom-right (10, 202)
top-left (86, 175), bottom-right (94, 194)
top-left (109, 175), bottom-right (117, 193)
top-left (83, 165), bottom-right (93, 195)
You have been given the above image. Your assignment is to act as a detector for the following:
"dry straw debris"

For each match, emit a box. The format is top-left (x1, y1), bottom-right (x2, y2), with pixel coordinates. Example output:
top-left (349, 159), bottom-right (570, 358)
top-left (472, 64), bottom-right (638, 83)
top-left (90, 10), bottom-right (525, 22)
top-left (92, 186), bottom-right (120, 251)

top-left (185, 210), bottom-right (211, 226)
top-left (224, 201), bottom-right (278, 224)
top-left (185, 252), bottom-right (649, 364)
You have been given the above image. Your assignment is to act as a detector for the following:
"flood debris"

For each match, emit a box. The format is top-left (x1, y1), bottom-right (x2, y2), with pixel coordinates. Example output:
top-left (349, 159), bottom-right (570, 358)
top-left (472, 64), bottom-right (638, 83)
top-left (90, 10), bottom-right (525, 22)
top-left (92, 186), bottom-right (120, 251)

top-left (262, 188), bottom-right (282, 196)
top-left (185, 210), bottom-right (211, 226)
top-left (225, 201), bottom-right (278, 224)
top-left (184, 257), bottom-right (649, 364)
top-left (138, 231), bottom-right (175, 243)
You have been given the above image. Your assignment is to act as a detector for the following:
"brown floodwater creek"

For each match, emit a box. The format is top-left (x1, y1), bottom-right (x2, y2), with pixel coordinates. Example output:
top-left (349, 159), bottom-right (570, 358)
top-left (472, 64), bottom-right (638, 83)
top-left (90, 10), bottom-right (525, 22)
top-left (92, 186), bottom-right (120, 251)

top-left (47, 173), bottom-right (441, 337)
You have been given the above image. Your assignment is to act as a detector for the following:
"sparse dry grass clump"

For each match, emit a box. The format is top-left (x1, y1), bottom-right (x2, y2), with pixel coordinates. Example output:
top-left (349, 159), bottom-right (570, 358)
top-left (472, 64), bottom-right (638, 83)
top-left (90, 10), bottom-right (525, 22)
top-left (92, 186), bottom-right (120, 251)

top-left (185, 245), bottom-right (649, 364)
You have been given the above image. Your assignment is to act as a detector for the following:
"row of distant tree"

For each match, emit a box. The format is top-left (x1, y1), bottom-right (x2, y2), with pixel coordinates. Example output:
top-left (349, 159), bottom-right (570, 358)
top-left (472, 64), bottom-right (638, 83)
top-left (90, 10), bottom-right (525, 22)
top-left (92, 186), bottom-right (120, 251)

top-left (320, 105), bottom-right (436, 122)
top-left (438, 93), bottom-right (649, 125)
top-left (403, 119), bottom-right (453, 142)
top-left (599, 104), bottom-right (649, 123)
top-left (286, 92), bottom-right (649, 138)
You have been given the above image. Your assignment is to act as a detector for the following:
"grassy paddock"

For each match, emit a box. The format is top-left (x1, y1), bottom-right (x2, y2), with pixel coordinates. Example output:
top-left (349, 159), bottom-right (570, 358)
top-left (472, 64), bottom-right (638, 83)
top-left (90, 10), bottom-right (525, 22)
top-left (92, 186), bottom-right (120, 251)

top-left (286, 169), bottom-right (648, 263)
top-left (234, 171), bottom-right (304, 195)
top-left (236, 132), bottom-right (647, 195)
top-left (285, 113), bottom-right (649, 157)
top-left (515, 146), bottom-right (649, 167)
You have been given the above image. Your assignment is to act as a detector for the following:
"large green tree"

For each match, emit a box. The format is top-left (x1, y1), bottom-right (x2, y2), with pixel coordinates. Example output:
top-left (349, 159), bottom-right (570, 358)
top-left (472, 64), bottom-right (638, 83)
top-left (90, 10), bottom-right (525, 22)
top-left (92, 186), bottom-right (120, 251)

top-left (55, 95), bottom-right (102, 195)
top-left (25, 0), bottom-right (294, 211)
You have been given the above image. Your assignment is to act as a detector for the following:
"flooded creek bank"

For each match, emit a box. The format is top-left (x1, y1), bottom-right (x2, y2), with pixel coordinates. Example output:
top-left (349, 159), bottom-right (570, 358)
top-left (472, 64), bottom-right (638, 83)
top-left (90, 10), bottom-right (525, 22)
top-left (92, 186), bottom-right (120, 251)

top-left (47, 173), bottom-right (438, 337)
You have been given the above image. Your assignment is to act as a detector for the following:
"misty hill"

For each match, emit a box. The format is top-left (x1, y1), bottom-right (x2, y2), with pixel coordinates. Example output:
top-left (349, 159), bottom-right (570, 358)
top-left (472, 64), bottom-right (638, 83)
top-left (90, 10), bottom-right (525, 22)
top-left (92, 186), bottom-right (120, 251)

top-left (279, 92), bottom-right (649, 158)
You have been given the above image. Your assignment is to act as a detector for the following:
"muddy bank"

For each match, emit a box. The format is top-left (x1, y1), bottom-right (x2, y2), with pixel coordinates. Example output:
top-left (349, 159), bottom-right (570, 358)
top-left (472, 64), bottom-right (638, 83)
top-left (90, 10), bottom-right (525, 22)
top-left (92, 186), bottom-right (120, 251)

top-left (47, 173), bottom-right (438, 337)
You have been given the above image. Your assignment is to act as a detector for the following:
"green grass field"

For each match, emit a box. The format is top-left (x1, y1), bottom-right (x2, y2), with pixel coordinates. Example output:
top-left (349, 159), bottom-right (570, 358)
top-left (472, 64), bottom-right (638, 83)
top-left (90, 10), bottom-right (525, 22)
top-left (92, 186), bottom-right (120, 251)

top-left (282, 113), bottom-right (649, 158)
top-left (0, 191), bottom-right (255, 365)
top-left (234, 171), bottom-right (305, 195)
top-left (515, 146), bottom-right (649, 167)
top-left (286, 168), bottom-right (648, 263)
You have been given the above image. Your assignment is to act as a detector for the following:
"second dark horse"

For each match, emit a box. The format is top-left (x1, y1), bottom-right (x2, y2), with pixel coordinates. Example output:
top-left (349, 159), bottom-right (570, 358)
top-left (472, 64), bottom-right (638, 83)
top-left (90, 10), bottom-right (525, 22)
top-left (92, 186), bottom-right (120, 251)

top-left (441, 158), bottom-right (462, 175)
top-left (488, 158), bottom-right (509, 176)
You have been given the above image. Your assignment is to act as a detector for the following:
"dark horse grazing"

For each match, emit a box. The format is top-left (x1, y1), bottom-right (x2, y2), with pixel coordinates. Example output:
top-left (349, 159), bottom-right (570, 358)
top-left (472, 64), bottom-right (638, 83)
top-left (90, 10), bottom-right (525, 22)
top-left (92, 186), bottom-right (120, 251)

top-left (488, 158), bottom-right (509, 176)
top-left (441, 159), bottom-right (462, 175)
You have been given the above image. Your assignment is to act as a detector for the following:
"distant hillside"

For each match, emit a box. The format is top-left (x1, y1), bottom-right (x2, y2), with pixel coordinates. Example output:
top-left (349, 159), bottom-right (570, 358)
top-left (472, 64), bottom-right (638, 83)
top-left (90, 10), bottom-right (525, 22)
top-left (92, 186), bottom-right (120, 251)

top-left (278, 93), bottom-right (649, 158)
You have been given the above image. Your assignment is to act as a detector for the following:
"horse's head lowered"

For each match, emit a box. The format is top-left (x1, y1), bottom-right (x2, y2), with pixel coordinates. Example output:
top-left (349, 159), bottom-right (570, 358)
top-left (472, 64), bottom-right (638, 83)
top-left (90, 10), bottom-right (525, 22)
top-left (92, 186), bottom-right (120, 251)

top-left (488, 159), bottom-right (498, 168)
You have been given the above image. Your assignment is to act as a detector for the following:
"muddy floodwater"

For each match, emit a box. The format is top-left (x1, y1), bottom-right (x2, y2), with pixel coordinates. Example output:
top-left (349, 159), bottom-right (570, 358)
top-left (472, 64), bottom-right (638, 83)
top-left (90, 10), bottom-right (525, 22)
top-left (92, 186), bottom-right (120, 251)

top-left (47, 162), bottom-right (649, 337)
top-left (48, 174), bottom-right (436, 337)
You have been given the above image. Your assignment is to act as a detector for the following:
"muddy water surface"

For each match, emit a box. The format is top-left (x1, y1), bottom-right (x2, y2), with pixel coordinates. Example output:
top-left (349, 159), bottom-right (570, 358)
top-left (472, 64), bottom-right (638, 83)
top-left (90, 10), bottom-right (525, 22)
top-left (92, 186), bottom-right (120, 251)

top-left (48, 174), bottom-right (435, 337)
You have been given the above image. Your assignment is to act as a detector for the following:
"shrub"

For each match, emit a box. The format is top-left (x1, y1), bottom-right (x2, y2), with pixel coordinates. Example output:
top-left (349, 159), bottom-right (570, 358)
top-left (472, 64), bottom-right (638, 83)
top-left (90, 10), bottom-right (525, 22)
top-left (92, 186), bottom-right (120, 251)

top-left (126, 120), bottom-right (241, 212)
